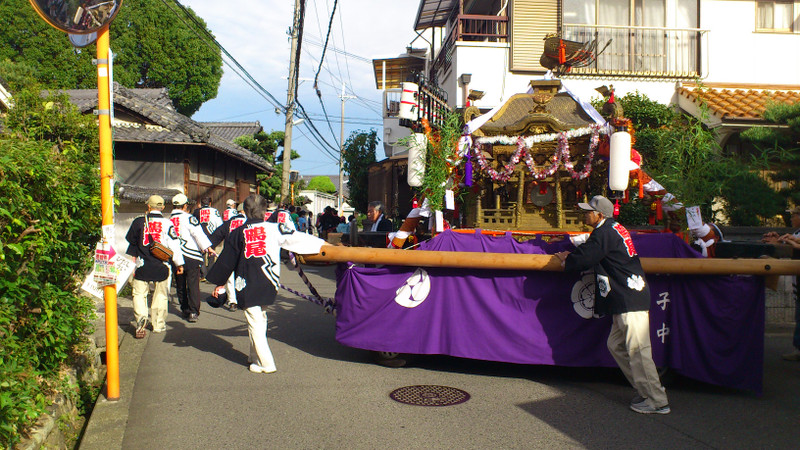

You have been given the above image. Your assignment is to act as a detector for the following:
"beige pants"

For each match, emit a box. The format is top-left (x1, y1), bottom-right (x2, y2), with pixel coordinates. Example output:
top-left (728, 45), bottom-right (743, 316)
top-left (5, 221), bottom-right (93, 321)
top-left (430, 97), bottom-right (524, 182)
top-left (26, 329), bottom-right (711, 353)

top-left (607, 311), bottom-right (669, 408)
top-left (244, 305), bottom-right (276, 371)
top-left (132, 276), bottom-right (171, 332)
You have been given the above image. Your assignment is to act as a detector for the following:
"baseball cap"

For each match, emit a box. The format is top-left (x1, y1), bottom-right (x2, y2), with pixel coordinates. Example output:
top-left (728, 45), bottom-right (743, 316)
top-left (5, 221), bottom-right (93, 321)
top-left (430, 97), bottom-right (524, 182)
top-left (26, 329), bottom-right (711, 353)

top-left (578, 195), bottom-right (614, 217)
top-left (786, 206), bottom-right (800, 215)
top-left (226, 199), bottom-right (236, 207)
top-left (172, 193), bottom-right (188, 206)
top-left (146, 195), bottom-right (164, 208)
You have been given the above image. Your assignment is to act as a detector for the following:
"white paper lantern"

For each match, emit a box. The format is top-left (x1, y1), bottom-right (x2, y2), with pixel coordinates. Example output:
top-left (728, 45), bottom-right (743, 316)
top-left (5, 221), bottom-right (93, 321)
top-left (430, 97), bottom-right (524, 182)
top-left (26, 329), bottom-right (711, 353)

top-left (407, 133), bottom-right (427, 187)
top-left (609, 130), bottom-right (631, 191)
top-left (398, 82), bottom-right (419, 121)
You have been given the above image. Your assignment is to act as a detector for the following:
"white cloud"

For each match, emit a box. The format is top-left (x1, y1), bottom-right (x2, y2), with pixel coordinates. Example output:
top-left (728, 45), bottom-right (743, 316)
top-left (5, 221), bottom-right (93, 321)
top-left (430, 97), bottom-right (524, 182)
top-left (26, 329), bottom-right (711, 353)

top-left (183, 0), bottom-right (422, 174)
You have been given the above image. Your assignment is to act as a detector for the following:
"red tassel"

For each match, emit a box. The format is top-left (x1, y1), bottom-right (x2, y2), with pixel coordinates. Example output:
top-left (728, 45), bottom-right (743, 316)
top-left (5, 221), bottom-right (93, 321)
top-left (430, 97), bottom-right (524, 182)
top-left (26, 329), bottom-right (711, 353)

top-left (412, 196), bottom-right (418, 209)
top-left (623, 189), bottom-right (630, 203)
top-left (558, 40), bottom-right (566, 64)
top-left (613, 199), bottom-right (620, 217)
top-left (656, 198), bottom-right (663, 221)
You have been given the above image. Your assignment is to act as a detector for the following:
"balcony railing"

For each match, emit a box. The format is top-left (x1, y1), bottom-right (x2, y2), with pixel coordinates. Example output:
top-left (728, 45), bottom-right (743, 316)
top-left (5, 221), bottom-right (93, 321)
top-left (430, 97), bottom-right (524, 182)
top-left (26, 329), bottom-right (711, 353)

top-left (562, 24), bottom-right (708, 78)
top-left (431, 14), bottom-right (509, 80)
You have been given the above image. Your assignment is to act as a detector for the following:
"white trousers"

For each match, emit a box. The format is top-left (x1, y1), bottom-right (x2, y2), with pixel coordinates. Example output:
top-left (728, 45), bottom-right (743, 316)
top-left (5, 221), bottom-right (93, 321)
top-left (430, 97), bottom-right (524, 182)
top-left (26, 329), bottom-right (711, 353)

top-left (244, 305), bottom-right (276, 371)
top-left (132, 275), bottom-right (171, 332)
top-left (225, 273), bottom-right (237, 305)
top-left (607, 311), bottom-right (669, 408)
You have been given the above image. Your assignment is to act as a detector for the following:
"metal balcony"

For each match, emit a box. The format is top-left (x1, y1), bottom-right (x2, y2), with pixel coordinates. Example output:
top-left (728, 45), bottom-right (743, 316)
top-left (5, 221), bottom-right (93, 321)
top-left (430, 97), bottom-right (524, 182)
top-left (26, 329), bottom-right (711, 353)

top-left (562, 24), bottom-right (708, 78)
top-left (431, 14), bottom-right (509, 79)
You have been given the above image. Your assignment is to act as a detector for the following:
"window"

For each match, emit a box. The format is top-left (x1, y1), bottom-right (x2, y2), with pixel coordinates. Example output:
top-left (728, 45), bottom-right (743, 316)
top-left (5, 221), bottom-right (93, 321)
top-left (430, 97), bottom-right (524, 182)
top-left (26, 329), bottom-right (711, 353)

top-left (756, 1), bottom-right (795, 32)
top-left (561, 0), bottom-right (701, 76)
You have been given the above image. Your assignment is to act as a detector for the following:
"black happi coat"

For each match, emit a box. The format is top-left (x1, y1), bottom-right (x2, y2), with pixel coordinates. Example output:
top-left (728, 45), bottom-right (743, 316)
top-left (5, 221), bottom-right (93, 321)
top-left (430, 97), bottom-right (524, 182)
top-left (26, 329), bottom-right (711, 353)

top-left (125, 212), bottom-right (184, 282)
top-left (564, 219), bottom-right (650, 315)
top-left (206, 218), bottom-right (325, 309)
top-left (208, 212), bottom-right (247, 247)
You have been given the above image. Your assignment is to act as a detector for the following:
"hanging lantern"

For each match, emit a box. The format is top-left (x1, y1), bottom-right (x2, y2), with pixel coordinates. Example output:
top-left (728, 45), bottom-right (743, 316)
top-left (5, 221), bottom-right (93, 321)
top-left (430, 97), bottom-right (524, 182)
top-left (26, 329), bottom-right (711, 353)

top-left (407, 133), bottom-right (428, 187)
top-left (398, 82), bottom-right (419, 121)
top-left (609, 129), bottom-right (631, 191)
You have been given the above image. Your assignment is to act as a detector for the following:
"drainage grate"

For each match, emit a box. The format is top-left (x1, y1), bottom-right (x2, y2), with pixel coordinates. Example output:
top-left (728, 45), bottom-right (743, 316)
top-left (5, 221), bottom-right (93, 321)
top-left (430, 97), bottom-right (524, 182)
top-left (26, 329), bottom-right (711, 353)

top-left (389, 385), bottom-right (470, 407)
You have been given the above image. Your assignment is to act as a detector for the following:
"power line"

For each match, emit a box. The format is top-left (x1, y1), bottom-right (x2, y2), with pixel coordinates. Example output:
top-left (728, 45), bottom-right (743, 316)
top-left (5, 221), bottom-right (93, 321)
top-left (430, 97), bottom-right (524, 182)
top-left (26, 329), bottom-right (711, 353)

top-left (167, 0), bottom-right (286, 111)
top-left (312, 0), bottom-right (338, 94)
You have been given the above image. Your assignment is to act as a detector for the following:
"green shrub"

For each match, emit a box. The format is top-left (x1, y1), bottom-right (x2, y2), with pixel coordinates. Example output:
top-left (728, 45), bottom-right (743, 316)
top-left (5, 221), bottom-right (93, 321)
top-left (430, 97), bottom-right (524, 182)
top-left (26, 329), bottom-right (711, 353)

top-left (0, 86), bottom-right (100, 446)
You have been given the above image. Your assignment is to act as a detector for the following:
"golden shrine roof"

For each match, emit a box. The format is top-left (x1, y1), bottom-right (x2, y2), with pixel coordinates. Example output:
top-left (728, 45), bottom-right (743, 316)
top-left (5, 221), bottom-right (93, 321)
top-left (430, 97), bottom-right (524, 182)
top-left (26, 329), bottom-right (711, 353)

top-left (677, 82), bottom-right (800, 121)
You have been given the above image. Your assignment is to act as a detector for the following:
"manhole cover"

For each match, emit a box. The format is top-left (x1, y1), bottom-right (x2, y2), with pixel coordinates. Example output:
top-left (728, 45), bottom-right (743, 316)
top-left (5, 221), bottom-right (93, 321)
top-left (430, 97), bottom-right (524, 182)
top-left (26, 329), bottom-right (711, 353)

top-left (389, 385), bottom-right (470, 407)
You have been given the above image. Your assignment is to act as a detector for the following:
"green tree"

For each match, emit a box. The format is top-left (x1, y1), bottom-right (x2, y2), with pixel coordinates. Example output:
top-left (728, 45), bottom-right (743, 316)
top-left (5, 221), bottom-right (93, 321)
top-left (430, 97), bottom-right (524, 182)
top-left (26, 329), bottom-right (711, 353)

top-left (741, 101), bottom-right (800, 206)
top-left (342, 129), bottom-right (378, 213)
top-left (1, 0), bottom-right (223, 115)
top-left (234, 130), bottom-right (302, 204)
top-left (305, 175), bottom-right (336, 194)
top-left (0, 80), bottom-right (100, 445)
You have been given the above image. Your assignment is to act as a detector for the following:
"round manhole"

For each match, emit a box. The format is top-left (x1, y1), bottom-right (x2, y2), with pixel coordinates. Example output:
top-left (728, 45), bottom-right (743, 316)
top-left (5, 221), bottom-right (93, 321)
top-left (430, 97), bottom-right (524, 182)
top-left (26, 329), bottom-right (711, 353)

top-left (389, 385), bottom-right (470, 407)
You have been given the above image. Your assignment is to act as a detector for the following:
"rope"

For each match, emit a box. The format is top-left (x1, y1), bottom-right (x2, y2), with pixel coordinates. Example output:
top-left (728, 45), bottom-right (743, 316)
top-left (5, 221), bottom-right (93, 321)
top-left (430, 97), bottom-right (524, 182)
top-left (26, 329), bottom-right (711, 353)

top-left (280, 252), bottom-right (336, 314)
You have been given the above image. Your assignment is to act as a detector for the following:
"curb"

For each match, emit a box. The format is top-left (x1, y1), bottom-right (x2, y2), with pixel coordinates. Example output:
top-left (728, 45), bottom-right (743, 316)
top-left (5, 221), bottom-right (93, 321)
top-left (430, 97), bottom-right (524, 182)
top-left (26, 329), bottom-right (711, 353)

top-left (79, 328), bottom-right (147, 449)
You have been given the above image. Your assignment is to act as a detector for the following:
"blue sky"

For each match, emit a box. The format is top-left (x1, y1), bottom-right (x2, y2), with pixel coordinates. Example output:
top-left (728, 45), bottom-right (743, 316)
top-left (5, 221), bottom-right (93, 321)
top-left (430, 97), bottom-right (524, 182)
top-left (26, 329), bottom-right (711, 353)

top-left (183, 0), bottom-right (422, 176)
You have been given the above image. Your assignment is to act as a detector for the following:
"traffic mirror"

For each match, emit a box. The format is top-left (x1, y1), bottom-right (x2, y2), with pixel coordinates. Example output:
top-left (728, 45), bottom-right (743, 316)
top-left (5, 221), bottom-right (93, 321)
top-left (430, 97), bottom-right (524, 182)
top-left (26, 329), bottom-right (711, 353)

top-left (29, 0), bottom-right (122, 34)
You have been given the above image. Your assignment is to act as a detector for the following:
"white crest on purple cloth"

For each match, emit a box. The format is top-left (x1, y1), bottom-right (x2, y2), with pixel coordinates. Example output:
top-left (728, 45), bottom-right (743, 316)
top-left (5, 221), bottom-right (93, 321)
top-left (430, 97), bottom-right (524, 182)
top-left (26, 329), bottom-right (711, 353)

top-left (571, 272), bottom-right (598, 319)
top-left (394, 268), bottom-right (431, 308)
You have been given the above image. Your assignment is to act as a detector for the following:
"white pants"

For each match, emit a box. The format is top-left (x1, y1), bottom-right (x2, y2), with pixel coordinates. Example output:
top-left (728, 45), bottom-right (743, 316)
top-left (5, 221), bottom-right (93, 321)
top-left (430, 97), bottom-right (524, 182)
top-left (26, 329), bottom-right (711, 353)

top-left (607, 311), bottom-right (669, 408)
top-left (132, 275), bottom-right (171, 332)
top-left (225, 273), bottom-right (237, 305)
top-left (244, 305), bottom-right (276, 371)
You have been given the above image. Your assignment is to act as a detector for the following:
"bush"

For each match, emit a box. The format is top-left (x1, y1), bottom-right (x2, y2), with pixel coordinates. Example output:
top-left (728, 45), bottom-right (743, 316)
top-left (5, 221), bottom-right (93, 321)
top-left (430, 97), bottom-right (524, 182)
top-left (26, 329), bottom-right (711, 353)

top-left (0, 87), bottom-right (100, 446)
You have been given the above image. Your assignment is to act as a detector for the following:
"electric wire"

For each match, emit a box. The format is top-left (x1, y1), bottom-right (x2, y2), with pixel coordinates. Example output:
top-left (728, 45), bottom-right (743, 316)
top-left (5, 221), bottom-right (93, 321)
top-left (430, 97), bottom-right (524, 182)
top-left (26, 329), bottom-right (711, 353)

top-left (169, 0), bottom-right (285, 111)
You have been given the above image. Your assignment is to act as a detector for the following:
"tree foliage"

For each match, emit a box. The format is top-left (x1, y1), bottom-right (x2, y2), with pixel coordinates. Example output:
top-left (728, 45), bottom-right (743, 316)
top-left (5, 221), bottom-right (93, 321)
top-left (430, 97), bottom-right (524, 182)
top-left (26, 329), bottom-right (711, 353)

top-left (0, 0), bottom-right (223, 115)
top-left (342, 129), bottom-right (379, 213)
top-left (305, 176), bottom-right (336, 194)
top-left (598, 91), bottom-right (784, 225)
top-left (234, 130), bottom-right (302, 205)
top-left (740, 101), bottom-right (800, 207)
top-left (0, 81), bottom-right (100, 446)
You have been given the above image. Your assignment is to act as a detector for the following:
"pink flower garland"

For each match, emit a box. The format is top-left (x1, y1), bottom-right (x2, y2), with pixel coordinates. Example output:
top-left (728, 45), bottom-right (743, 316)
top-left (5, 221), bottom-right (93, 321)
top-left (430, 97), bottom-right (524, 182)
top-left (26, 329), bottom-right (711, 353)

top-left (471, 125), bottom-right (601, 182)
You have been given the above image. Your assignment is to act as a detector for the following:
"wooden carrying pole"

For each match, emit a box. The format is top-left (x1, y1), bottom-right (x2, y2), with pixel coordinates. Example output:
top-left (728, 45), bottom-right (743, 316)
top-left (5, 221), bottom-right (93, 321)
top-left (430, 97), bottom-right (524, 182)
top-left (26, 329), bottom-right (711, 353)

top-left (303, 245), bottom-right (800, 276)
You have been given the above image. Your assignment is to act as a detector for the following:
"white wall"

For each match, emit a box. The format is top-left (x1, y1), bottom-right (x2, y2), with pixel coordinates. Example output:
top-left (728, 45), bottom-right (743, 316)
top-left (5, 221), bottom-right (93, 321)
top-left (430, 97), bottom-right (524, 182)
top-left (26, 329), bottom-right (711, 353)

top-left (702, 0), bottom-right (800, 84)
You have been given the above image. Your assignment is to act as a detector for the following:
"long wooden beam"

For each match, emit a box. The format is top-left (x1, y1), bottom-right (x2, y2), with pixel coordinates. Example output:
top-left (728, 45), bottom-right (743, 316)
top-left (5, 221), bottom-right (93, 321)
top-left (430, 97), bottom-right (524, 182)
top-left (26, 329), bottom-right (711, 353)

top-left (303, 245), bottom-right (800, 276)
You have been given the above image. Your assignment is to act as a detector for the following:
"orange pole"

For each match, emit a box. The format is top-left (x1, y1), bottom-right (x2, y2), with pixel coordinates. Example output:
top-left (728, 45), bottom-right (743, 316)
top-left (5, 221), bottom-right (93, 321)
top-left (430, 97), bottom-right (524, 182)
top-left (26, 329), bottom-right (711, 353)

top-left (97, 26), bottom-right (120, 401)
top-left (303, 245), bottom-right (800, 276)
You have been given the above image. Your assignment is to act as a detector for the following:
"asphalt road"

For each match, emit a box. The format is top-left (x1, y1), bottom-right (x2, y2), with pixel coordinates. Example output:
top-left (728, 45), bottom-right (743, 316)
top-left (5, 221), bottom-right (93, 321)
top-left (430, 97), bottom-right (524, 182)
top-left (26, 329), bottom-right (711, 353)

top-left (82, 262), bottom-right (800, 449)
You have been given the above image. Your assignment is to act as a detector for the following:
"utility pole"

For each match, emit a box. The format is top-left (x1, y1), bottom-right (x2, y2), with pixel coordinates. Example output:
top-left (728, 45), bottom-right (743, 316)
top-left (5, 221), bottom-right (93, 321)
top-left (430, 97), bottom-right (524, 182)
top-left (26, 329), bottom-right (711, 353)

top-left (281, 0), bottom-right (302, 205)
top-left (339, 82), bottom-right (355, 212)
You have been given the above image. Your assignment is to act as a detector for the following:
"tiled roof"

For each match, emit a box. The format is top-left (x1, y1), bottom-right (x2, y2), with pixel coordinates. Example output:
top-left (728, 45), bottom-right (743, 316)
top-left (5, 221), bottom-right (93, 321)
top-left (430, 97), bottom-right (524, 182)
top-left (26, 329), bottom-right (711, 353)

top-left (200, 122), bottom-right (263, 141)
top-left (116, 183), bottom-right (183, 203)
top-left (63, 84), bottom-right (273, 172)
top-left (677, 83), bottom-right (800, 121)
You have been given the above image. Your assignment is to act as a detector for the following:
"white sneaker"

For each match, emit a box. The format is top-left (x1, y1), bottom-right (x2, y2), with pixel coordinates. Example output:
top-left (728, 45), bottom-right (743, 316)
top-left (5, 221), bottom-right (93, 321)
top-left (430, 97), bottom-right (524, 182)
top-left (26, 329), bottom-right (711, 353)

top-left (630, 402), bottom-right (671, 414)
top-left (782, 350), bottom-right (800, 361)
top-left (249, 363), bottom-right (277, 374)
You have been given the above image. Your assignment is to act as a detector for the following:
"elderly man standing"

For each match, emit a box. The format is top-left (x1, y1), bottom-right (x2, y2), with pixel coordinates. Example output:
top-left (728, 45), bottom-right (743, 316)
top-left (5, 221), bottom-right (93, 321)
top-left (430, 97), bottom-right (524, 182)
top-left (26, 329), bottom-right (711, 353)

top-left (366, 201), bottom-right (393, 232)
top-left (170, 193), bottom-right (214, 323)
top-left (125, 195), bottom-right (184, 338)
top-left (555, 195), bottom-right (670, 415)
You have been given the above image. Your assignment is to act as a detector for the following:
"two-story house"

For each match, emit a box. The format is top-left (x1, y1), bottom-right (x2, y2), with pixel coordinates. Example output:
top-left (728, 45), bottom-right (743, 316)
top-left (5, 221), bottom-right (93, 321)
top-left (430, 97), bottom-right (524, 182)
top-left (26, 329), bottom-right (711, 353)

top-left (376, 0), bottom-right (800, 156)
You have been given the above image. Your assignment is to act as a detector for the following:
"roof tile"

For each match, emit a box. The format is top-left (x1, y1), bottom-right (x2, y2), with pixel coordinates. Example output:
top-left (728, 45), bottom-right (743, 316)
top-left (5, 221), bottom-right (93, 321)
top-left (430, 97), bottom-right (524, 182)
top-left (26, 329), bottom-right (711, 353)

top-left (678, 83), bottom-right (800, 120)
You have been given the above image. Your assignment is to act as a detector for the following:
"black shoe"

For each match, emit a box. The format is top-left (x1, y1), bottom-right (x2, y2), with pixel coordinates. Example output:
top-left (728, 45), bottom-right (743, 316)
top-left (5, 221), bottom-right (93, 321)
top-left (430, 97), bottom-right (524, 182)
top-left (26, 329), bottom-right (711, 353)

top-left (188, 313), bottom-right (199, 323)
top-left (224, 303), bottom-right (238, 312)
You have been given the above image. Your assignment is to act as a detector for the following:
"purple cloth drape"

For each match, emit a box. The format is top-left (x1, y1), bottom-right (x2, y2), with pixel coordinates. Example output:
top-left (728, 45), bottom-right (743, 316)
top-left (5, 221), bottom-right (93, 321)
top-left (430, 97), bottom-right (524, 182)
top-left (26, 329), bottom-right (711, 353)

top-left (334, 230), bottom-right (765, 392)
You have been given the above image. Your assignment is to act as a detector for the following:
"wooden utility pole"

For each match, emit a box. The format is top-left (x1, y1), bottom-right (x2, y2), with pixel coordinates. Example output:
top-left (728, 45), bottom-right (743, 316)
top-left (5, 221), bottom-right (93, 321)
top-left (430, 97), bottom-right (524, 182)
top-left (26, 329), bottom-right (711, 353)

top-left (281, 0), bottom-right (302, 204)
